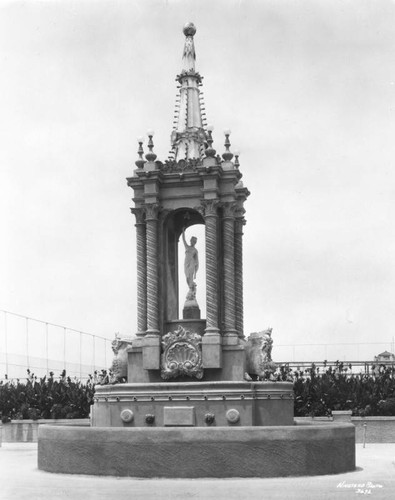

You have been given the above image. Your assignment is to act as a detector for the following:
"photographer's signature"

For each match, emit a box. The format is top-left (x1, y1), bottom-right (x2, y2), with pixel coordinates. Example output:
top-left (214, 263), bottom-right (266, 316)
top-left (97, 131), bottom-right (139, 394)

top-left (337, 481), bottom-right (383, 495)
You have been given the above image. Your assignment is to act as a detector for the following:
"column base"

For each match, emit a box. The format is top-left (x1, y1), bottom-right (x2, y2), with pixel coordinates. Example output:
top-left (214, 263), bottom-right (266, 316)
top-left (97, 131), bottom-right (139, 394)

top-left (142, 335), bottom-right (161, 370)
top-left (202, 332), bottom-right (222, 368)
top-left (204, 327), bottom-right (220, 336)
top-left (223, 331), bottom-right (239, 345)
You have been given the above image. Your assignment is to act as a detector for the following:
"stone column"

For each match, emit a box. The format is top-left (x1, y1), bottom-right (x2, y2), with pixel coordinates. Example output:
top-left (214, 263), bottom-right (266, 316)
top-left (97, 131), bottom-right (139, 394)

top-left (223, 202), bottom-right (237, 338)
top-left (144, 203), bottom-right (160, 335)
top-left (131, 208), bottom-right (147, 336)
top-left (234, 213), bottom-right (245, 339)
top-left (203, 200), bottom-right (220, 334)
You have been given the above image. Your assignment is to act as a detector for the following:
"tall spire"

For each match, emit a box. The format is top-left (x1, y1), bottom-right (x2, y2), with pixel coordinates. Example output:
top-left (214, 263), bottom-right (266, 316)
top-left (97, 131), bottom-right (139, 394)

top-left (170, 23), bottom-right (207, 161)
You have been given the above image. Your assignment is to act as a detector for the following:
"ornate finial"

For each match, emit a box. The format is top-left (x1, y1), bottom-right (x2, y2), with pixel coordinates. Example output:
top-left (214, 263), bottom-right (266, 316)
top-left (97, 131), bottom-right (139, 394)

top-left (145, 130), bottom-right (157, 162)
top-left (182, 23), bottom-right (196, 71)
top-left (135, 136), bottom-right (145, 169)
top-left (183, 22), bottom-right (196, 37)
top-left (205, 125), bottom-right (216, 157)
top-left (222, 129), bottom-right (234, 161)
top-left (234, 150), bottom-right (240, 168)
top-left (171, 22), bottom-right (206, 161)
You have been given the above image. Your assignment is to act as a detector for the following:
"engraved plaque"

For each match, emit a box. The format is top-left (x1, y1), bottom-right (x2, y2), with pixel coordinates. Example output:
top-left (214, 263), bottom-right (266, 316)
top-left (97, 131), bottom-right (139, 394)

top-left (163, 406), bottom-right (195, 426)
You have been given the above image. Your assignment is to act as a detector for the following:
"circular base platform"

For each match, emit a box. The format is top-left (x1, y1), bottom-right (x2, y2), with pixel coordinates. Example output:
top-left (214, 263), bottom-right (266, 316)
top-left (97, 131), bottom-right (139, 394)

top-left (38, 420), bottom-right (355, 478)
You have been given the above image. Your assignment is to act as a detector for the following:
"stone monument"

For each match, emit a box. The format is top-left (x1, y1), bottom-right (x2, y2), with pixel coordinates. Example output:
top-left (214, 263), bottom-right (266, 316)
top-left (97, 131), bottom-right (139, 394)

top-left (38, 23), bottom-right (356, 478)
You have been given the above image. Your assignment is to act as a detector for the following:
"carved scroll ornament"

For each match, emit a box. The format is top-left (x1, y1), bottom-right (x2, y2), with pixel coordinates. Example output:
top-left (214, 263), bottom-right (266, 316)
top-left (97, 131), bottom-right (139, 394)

top-left (160, 326), bottom-right (203, 380)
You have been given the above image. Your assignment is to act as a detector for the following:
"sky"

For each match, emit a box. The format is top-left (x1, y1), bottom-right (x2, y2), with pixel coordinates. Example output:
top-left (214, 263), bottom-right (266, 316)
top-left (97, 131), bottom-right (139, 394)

top-left (1, 0), bottom-right (395, 367)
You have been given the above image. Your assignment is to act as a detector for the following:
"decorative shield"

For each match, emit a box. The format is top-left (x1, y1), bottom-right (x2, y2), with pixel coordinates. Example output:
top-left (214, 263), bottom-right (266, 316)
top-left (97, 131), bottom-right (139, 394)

top-left (161, 326), bottom-right (203, 380)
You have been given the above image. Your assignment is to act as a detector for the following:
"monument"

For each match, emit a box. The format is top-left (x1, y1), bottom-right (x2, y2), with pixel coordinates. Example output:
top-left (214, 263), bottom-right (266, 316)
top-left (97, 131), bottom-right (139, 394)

top-left (38, 23), bottom-right (355, 478)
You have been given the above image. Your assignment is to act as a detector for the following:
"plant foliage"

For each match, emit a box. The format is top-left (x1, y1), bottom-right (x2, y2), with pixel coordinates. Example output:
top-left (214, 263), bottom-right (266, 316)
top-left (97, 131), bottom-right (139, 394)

top-left (274, 361), bottom-right (395, 417)
top-left (0, 370), bottom-right (95, 422)
top-left (1, 363), bottom-right (395, 421)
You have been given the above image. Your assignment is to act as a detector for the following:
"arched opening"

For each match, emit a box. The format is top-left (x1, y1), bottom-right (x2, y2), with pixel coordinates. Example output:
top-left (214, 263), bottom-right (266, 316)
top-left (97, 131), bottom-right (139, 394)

top-left (162, 208), bottom-right (206, 325)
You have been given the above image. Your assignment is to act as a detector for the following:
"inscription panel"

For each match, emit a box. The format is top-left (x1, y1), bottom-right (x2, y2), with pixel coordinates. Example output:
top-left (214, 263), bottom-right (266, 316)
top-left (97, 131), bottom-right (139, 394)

top-left (164, 406), bottom-right (195, 426)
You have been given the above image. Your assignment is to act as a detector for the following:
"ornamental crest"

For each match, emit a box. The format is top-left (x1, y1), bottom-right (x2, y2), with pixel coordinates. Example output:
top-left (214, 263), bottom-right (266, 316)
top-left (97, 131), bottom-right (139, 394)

top-left (160, 326), bottom-right (203, 380)
top-left (162, 157), bottom-right (202, 173)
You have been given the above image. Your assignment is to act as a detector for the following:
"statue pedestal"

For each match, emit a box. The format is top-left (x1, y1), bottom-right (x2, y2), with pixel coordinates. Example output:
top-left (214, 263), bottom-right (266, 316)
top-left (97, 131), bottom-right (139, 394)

top-left (182, 300), bottom-right (201, 319)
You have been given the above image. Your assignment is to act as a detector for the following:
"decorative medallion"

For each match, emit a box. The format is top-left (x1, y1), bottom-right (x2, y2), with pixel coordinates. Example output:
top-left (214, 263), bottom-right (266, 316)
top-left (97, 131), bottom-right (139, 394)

top-left (226, 409), bottom-right (240, 424)
top-left (120, 409), bottom-right (134, 423)
top-left (160, 326), bottom-right (203, 380)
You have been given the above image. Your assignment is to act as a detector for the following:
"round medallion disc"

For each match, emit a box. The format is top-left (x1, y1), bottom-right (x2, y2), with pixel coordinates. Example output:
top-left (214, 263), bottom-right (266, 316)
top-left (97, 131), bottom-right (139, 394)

top-left (226, 409), bottom-right (240, 424)
top-left (120, 409), bottom-right (134, 423)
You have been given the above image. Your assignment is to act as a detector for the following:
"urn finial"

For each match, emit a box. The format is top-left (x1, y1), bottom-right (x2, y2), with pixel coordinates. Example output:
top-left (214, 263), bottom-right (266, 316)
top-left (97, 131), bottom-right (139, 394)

top-left (145, 130), bottom-right (157, 162)
top-left (222, 129), bottom-right (234, 161)
top-left (135, 136), bottom-right (145, 169)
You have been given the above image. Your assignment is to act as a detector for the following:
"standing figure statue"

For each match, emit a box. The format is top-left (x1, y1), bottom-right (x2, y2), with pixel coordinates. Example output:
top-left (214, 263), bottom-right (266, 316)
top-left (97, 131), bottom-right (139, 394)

top-left (182, 228), bottom-right (199, 297)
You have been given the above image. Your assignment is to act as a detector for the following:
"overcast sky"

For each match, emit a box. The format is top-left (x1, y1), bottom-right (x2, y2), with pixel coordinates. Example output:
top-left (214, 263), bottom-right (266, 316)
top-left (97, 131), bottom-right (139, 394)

top-left (1, 0), bottom-right (395, 363)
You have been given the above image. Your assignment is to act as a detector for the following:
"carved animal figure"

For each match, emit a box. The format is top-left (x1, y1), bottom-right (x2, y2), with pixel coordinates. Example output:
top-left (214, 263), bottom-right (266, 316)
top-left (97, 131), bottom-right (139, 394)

top-left (109, 334), bottom-right (133, 383)
top-left (245, 328), bottom-right (277, 380)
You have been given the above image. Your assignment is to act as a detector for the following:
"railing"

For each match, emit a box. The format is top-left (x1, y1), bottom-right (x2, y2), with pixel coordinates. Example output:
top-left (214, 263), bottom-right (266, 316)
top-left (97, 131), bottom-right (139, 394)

top-left (0, 310), bottom-right (113, 380)
top-left (274, 340), bottom-right (395, 363)
top-left (1, 309), bottom-right (393, 380)
top-left (276, 360), bottom-right (395, 375)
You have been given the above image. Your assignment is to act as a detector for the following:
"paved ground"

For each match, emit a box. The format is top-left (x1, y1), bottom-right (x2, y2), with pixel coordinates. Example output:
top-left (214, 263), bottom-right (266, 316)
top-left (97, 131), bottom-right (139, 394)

top-left (1, 443), bottom-right (394, 500)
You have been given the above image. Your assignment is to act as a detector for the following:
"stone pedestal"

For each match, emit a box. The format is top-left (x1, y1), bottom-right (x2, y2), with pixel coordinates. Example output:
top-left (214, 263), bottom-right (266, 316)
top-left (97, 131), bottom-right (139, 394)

top-left (182, 299), bottom-right (200, 320)
top-left (92, 381), bottom-right (294, 427)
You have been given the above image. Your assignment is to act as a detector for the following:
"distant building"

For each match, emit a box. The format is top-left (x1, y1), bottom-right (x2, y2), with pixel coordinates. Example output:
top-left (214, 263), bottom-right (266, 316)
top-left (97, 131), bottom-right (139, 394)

top-left (374, 350), bottom-right (395, 363)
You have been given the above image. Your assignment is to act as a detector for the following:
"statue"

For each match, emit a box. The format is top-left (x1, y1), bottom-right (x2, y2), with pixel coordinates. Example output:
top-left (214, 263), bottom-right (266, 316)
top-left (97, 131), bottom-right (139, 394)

top-left (182, 228), bottom-right (199, 295)
top-left (108, 333), bottom-right (133, 384)
top-left (245, 329), bottom-right (277, 380)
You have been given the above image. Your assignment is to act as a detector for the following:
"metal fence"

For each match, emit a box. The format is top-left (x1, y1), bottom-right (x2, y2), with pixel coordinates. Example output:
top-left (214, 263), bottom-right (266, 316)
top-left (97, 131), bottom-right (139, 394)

top-left (274, 341), bottom-right (395, 364)
top-left (276, 360), bottom-right (395, 375)
top-left (0, 310), bottom-right (113, 380)
top-left (1, 309), bottom-right (394, 380)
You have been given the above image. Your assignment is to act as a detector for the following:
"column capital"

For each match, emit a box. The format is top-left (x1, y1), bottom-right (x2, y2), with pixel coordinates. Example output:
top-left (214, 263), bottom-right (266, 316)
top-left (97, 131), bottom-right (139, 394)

top-left (143, 203), bottom-right (160, 220)
top-left (235, 206), bottom-right (246, 219)
top-left (234, 215), bottom-right (246, 235)
top-left (130, 207), bottom-right (146, 225)
top-left (201, 199), bottom-right (220, 217)
top-left (222, 201), bottom-right (237, 219)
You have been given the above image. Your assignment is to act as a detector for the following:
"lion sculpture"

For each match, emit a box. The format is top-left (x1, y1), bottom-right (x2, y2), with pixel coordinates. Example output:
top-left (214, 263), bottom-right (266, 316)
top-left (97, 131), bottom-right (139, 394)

top-left (108, 334), bottom-right (133, 384)
top-left (245, 328), bottom-right (277, 380)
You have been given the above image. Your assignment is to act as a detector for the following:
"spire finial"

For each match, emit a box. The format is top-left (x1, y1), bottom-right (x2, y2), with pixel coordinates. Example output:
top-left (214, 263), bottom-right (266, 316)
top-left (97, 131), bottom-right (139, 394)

top-left (182, 22), bottom-right (196, 71)
top-left (183, 22), bottom-right (196, 37)
top-left (171, 22), bottom-right (206, 162)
